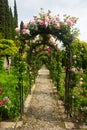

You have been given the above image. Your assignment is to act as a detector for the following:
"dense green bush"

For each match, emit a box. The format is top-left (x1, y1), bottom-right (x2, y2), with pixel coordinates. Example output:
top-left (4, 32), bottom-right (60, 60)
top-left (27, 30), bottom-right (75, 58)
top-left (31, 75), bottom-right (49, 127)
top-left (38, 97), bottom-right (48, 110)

top-left (0, 39), bottom-right (18, 56)
top-left (0, 68), bottom-right (19, 120)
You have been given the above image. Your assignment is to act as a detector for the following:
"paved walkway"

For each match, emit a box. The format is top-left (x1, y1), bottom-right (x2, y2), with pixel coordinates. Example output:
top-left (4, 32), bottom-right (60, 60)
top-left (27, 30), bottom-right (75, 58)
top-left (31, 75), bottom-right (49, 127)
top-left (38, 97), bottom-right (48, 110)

top-left (15, 65), bottom-right (82, 130)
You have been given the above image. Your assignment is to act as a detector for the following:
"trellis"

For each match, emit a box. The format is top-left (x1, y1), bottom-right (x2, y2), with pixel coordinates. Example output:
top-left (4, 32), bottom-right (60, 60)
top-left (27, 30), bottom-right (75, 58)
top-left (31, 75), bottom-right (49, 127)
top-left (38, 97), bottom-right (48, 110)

top-left (15, 10), bottom-right (79, 118)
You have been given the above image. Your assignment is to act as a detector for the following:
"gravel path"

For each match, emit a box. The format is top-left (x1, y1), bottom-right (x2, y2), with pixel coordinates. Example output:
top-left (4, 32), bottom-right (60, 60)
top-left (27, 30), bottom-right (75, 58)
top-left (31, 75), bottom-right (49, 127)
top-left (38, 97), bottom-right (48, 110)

top-left (16, 65), bottom-right (79, 130)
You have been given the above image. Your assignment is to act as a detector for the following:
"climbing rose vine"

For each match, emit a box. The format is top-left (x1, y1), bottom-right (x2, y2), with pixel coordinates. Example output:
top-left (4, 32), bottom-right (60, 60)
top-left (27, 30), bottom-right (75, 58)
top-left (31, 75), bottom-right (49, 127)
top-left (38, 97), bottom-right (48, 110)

top-left (15, 9), bottom-right (79, 44)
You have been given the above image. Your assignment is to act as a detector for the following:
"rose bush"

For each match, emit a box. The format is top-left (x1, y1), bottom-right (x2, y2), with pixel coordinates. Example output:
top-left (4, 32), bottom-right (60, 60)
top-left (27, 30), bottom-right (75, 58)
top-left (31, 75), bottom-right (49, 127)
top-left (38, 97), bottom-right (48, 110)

top-left (0, 87), bottom-right (10, 120)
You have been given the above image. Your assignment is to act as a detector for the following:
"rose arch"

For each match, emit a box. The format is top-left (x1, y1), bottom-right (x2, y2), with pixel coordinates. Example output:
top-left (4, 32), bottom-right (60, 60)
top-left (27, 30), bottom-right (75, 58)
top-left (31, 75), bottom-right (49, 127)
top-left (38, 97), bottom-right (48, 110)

top-left (15, 9), bottom-right (79, 117)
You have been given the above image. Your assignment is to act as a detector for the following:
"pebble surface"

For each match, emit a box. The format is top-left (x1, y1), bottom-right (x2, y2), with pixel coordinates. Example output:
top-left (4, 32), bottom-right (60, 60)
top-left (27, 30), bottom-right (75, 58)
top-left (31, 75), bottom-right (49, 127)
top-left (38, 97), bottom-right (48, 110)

top-left (14, 65), bottom-right (82, 130)
top-left (16, 65), bottom-right (66, 130)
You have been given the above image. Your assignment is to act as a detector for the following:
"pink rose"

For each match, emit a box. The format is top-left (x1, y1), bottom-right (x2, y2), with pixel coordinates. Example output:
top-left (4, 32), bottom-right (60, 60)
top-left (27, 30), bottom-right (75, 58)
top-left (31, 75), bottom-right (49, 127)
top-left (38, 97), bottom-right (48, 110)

top-left (56, 23), bottom-right (60, 29)
top-left (25, 29), bottom-right (30, 34)
top-left (55, 15), bottom-right (60, 21)
top-left (25, 40), bottom-right (29, 43)
top-left (22, 29), bottom-right (30, 34)
top-left (15, 27), bottom-right (20, 32)
top-left (45, 16), bottom-right (49, 23)
top-left (0, 87), bottom-right (2, 91)
top-left (45, 21), bottom-right (49, 27)
top-left (67, 19), bottom-right (73, 26)
top-left (47, 48), bottom-right (51, 52)
top-left (0, 100), bottom-right (3, 106)
top-left (52, 18), bottom-right (57, 24)
top-left (3, 97), bottom-right (9, 103)
top-left (23, 23), bottom-right (28, 29)
top-left (33, 16), bottom-right (37, 20)
top-left (70, 67), bottom-right (76, 72)
top-left (30, 20), bottom-right (35, 25)
top-left (39, 20), bottom-right (44, 25)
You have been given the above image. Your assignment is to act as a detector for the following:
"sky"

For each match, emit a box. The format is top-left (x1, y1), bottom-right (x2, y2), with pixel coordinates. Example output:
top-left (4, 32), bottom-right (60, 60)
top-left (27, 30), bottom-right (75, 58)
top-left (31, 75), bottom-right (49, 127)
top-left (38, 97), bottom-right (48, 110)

top-left (8, 0), bottom-right (87, 42)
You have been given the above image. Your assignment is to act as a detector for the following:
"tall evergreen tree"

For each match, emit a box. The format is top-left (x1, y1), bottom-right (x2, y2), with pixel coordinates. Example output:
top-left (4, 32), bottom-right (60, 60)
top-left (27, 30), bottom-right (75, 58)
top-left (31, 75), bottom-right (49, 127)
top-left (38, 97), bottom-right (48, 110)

top-left (14, 0), bottom-right (18, 28)
top-left (9, 7), bottom-right (14, 39)
top-left (0, 0), bottom-right (5, 38)
top-left (0, 0), bottom-right (18, 39)
top-left (4, 0), bottom-right (10, 38)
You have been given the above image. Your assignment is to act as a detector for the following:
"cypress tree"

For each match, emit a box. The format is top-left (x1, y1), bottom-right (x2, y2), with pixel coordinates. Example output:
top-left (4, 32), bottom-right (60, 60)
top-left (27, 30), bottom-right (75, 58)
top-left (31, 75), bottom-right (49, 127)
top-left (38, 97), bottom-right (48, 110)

top-left (9, 7), bottom-right (14, 39)
top-left (14, 0), bottom-right (18, 28)
top-left (4, 0), bottom-right (10, 38)
top-left (0, 0), bottom-right (5, 38)
top-left (0, 0), bottom-right (18, 39)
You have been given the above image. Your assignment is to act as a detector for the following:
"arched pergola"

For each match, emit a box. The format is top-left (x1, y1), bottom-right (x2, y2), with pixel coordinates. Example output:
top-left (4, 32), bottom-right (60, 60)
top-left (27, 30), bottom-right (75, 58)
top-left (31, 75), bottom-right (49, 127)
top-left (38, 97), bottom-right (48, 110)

top-left (15, 9), bottom-right (79, 117)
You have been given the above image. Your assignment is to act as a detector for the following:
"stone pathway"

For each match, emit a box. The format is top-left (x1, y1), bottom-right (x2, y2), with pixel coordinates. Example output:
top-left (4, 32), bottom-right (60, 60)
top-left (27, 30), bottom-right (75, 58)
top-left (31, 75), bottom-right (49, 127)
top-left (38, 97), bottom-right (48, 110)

top-left (5, 65), bottom-right (86, 130)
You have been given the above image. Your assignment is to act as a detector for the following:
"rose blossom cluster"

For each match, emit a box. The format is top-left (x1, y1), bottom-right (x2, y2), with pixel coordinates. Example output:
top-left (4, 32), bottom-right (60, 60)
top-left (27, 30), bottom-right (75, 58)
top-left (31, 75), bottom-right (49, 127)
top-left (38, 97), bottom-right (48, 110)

top-left (15, 23), bottom-right (30, 36)
top-left (29, 13), bottom-right (61, 29)
top-left (15, 10), bottom-right (78, 38)
top-left (28, 11), bottom-right (77, 30)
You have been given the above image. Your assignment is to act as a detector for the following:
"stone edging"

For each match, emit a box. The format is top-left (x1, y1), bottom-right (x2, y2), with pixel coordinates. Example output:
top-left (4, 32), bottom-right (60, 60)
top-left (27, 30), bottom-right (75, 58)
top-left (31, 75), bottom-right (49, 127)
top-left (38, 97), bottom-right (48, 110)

top-left (24, 84), bottom-right (35, 113)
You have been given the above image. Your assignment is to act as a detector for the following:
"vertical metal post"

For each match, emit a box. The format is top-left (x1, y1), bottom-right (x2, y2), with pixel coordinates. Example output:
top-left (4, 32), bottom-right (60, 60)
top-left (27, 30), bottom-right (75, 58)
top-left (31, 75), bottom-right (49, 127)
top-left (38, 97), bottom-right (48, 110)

top-left (65, 43), bottom-right (72, 117)
top-left (18, 47), bottom-right (24, 119)
top-left (20, 79), bottom-right (24, 118)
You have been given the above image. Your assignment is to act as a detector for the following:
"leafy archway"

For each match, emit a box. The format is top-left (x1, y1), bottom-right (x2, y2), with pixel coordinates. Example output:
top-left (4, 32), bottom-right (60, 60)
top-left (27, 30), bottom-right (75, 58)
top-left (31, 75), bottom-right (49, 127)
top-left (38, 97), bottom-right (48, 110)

top-left (15, 9), bottom-right (79, 117)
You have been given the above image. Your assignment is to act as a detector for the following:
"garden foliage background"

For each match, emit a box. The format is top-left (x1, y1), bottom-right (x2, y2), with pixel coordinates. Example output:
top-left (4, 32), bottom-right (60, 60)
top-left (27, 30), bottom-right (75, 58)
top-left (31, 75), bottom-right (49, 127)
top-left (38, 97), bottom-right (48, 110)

top-left (0, 0), bottom-right (87, 123)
